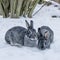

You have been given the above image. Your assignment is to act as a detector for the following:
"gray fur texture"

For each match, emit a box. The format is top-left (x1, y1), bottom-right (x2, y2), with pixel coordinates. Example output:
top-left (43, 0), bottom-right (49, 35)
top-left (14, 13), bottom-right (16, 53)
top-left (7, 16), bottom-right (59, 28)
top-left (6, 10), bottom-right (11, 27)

top-left (24, 20), bottom-right (37, 47)
top-left (24, 35), bottom-right (37, 47)
top-left (5, 20), bottom-right (37, 47)
top-left (5, 26), bottom-right (27, 46)
top-left (37, 26), bottom-right (54, 50)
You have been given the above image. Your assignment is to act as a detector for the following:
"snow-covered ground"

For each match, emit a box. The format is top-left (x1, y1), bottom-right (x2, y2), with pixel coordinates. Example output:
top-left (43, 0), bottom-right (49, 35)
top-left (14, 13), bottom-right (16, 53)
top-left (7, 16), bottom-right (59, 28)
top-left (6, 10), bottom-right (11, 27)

top-left (0, 1), bottom-right (60, 60)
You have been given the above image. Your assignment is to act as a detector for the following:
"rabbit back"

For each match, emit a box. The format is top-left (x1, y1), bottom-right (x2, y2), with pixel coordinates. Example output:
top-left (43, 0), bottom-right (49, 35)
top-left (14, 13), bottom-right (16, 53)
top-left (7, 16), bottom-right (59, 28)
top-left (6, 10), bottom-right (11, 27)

top-left (5, 26), bottom-right (27, 46)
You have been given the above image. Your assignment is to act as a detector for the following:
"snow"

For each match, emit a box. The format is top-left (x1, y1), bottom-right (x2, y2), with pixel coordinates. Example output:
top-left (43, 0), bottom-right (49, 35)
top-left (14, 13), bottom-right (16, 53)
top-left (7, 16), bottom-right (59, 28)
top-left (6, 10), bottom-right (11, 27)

top-left (0, 1), bottom-right (60, 60)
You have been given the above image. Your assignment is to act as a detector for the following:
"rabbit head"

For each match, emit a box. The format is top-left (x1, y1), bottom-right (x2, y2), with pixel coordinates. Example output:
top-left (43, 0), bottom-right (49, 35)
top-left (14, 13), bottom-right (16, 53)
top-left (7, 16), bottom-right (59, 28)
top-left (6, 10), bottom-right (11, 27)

top-left (25, 20), bottom-right (37, 40)
top-left (38, 28), bottom-right (50, 50)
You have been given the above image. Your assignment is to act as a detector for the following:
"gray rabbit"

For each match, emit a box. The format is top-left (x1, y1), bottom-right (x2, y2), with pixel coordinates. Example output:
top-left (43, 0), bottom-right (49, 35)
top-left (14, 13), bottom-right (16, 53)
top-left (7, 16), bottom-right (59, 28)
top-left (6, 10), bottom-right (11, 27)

top-left (24, 20), bottom-right (37, 47)
top-left (37, 26), bottom-right (54, 50)
top-left (5, 20), bottom-right (37, 47)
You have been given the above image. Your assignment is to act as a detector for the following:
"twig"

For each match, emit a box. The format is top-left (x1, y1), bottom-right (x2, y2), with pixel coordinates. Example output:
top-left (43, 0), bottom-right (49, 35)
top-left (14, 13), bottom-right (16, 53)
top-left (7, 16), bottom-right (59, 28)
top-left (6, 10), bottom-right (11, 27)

top-left (33, 2), bottom-right (48, 16)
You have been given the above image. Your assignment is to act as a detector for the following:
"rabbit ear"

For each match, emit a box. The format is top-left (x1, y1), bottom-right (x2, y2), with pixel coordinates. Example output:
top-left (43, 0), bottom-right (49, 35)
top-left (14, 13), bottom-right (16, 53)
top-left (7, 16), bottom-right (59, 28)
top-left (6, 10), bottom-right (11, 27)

top-left (30, 20), bottom-right (33, 29)
top-left (25, 20), bottom-right (30, 28)
top-left (44, 31), bottom-right (50, 39)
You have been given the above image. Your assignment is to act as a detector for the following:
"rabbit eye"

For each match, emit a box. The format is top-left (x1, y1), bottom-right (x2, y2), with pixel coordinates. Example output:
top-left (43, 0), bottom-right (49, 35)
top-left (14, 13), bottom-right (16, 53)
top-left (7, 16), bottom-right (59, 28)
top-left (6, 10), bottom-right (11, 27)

top-left (27, 31), bottom-right (29, 33)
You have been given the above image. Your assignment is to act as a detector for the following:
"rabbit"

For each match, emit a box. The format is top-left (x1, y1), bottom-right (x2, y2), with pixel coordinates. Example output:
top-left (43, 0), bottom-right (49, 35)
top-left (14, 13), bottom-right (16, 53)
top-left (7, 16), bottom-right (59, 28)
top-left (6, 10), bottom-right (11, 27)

top-left (5, 20), bottom-right (37, 47)
top-left (37, 26), bottom-right (54, 50)
top-left (24, 20), bottom-right (37, 47)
